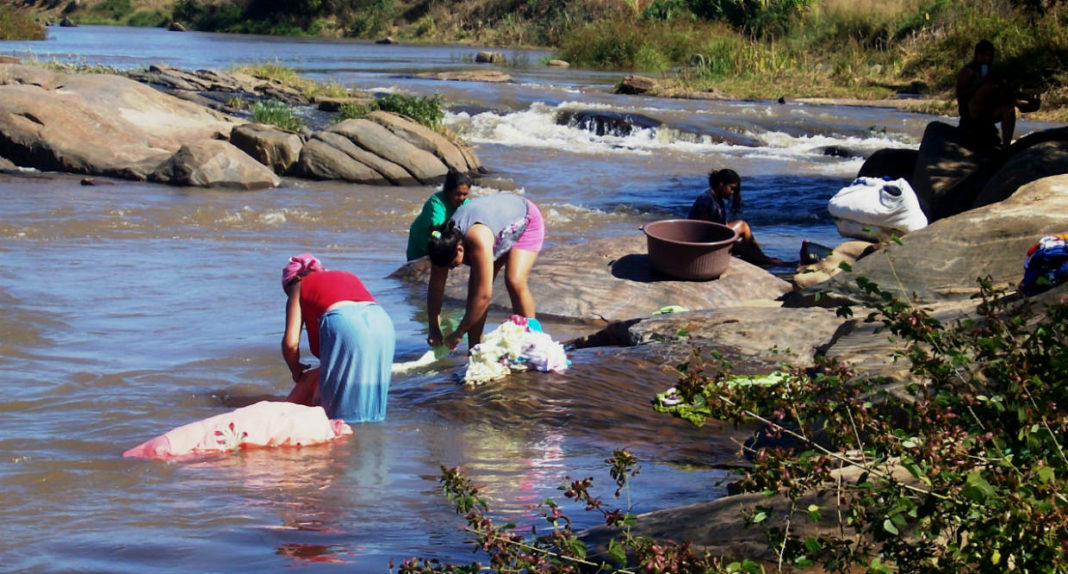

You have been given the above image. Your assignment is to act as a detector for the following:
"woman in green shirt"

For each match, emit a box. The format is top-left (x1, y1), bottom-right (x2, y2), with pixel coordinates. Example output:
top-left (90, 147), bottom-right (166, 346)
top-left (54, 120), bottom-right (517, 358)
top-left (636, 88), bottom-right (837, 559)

top-left (406, 171), bottom-right (471, 260)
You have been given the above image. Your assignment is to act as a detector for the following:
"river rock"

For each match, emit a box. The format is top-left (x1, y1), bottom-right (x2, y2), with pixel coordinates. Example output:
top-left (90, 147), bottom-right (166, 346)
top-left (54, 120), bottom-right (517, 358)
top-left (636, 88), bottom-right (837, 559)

top-left (546, 59), bottom-right (570, 68)
top-left (971, 131), bottom-right (1068, 209)
top-left (416, 70), bottom-right (513, 83)
top-left (801, 174), bottom-right (1068, 305)
top-left (314, 131), bottom-right (416, 185)
top-left (0, 155), bottom-right (16, 171)
top-left (150, 139), bottom-right (280, 189)
top-left (295, 137), bottom-right (391, 185)
top-left (555, 109), bottom-right (662, 137)
top-left (392, 234), bottom-right (792, 323)
top-left (572, 305), bottom-right (844, 368)
top-left (474, 51), bottom-right (505, 64)
top-left (315, 95), bottom-right (375, 112)
top-left (0, 63), bottom-right (238, 182)
top-left (366, 110), bottom-right (476, 174)
top-left (788, 240), bottom-right (880, 291)
top-left (229, 123), bottom-right (303, 175)
top-left (615, 74), bottom-right (658, 95)
top-left (857, 147), bottom-right (917, 181)
top-left (328, 118), bottom-right (449, 184)
top-left (911, 120), bottom-right (1001, 221)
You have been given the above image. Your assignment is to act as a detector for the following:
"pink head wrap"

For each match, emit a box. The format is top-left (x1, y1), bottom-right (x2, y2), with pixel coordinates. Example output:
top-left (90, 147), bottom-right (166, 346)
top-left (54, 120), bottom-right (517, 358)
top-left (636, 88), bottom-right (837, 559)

top-left (282, 253), bottom-right (324, 289)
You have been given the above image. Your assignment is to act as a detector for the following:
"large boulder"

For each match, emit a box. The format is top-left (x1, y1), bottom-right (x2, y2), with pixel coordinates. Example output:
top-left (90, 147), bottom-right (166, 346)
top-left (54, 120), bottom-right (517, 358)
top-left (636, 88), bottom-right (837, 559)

top-left (150, 139), bottom-right (280, 189)
top-left (803, 174), bottom-right (1068, 305)
top-left (229, 123), bottom-right (303, 175)
top-left (366, 110), bottom-right (477, 173)
top-left (910, 121), bottom-right (1000, 221)
top-left (392, 234), bottom-right (793, 323)
top-left (571, 305), bottom-right (844, 368)
top-left (295, 137), bottom-right (391, 185)
top-left (857, 147), bottom-right (917, 181)
top-left (328, 119), bottom-right (449, 184)
top-left (311, 131), bottom-right (416, 185)
top-left (971, 129), bottom-right (1068, 209)
top-left (0, 64), bottom-right (238, 182)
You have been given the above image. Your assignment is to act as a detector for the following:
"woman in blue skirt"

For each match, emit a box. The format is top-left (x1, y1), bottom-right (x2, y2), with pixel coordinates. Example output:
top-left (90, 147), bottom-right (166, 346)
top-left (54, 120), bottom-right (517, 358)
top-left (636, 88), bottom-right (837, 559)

top-left (281, 253), bottom-right (394, 423)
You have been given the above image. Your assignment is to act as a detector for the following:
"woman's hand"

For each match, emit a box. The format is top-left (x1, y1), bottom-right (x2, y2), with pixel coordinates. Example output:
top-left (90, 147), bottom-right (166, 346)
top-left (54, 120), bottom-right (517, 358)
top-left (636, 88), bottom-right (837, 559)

top-left (427, 323), bottom-right (444, 347)
top-left (443, 330), bottom-right (464, 350)
top-left (289, 361), bottom-right (310, 383)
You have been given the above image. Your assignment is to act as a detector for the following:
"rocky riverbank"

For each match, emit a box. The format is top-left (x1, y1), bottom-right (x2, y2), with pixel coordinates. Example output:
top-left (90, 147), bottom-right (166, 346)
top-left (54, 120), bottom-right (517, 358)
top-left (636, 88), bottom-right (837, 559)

top-left (0, 62), bottom-right (481, 189)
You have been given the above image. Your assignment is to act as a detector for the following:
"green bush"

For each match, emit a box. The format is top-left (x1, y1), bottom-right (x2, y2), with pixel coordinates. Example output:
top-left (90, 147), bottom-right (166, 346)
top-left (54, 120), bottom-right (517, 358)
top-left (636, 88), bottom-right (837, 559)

top-left (375, 93), bottom-right (444, 128)
top-left (657, 277), bottom-right (1068, 571)
top-left (250, 100), bottom-right (303, 131)
top-left (0, 4), bottom-right (46, 40)
top-left (126, 10), bottom-right (170, 28)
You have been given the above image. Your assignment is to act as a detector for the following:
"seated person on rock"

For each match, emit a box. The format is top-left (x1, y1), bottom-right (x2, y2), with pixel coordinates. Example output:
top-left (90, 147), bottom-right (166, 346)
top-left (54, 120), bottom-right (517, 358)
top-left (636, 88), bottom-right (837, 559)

top-left (955, 39), bottom-right (1027, 149)
top-left (688, 168), bottom-right (783, 267)
top-left (406, 170), bottom-right (472, 261)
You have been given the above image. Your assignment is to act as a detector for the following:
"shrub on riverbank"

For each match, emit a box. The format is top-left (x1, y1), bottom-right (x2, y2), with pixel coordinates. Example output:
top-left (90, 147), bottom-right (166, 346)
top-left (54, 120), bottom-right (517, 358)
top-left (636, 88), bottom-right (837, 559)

top-left (655, 277), bottom-right (1068, 571)
top-left (558, 0), bottom-right (1068, 116)
top-left (0, 4), bottom-right (46, 40)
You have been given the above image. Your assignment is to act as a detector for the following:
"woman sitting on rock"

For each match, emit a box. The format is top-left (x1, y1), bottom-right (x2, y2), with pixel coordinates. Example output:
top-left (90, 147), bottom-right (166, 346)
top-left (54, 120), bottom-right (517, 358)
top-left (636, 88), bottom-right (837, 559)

top-left (688, 168), bottom-right (782, 267)
top-left (426, 193), bottom-right (545, 351)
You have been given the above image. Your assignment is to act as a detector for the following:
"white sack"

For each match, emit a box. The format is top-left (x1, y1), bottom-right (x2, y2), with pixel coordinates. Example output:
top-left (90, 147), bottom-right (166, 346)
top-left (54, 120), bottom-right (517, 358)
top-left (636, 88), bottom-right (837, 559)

top-left (827, 177), bottom-right (928, 241)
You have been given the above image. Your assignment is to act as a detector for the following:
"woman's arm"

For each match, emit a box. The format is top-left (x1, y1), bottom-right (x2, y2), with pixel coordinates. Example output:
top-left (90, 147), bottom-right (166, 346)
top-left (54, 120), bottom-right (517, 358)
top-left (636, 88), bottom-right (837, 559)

top-left (445, 225), bottom-right (494, 349)
top-left (281, 283), bottom-right (306, 382)
top-left (426, 264), bottom-right (449, 346)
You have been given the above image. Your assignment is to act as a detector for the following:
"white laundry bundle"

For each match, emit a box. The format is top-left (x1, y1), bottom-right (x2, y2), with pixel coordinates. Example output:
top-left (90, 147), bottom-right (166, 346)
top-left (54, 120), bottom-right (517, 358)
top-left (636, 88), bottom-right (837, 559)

top-left (462, 316), bottom-right (570, 386)
top-left (827, 177), bottom-right (928, 241)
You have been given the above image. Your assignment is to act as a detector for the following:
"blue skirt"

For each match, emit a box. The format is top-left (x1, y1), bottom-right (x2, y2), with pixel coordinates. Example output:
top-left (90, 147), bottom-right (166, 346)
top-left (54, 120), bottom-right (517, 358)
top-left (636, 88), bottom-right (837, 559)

top-left (318, 302), bottom-right (395, 423)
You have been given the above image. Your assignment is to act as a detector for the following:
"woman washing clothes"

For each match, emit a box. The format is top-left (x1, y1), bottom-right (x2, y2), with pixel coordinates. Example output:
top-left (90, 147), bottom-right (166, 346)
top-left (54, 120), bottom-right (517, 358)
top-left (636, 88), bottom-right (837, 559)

top-left (688, 168), bottom-right (783, 267)
top-left (426, 193), bottom-right (545, 351)
top-left (281, 253), bottom-right (394, 423)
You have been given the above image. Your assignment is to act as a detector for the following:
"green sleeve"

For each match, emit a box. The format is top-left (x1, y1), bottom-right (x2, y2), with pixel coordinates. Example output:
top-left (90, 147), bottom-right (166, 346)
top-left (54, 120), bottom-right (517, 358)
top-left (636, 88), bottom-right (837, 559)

top-left (406, 194), bottom-right (448, 260)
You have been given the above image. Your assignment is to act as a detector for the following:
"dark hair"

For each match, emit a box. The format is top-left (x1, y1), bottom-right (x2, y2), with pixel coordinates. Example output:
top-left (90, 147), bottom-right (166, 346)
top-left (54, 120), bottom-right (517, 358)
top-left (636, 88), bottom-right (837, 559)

top-left (427, 219), bottom-right (465, 267)
top-left (443, 170), bottom-right (472, 193)
top-left (708, 168), bottom-right (742, 211)
top-left (974, 39), bottom-right (995, 57)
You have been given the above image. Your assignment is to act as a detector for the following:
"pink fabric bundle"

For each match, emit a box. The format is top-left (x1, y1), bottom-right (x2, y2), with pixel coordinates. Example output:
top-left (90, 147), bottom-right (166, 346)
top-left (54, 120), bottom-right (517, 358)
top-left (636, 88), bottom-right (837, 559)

top-left (282, 253), bottom-right (324, 289)
top-left (123, 401), bottom-right (353, 459)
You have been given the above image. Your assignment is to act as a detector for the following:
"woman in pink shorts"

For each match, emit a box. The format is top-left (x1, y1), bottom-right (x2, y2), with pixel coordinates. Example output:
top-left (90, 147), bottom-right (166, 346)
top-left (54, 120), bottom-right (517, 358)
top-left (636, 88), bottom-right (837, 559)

top-left (426, 193), bottom-right (545, 351)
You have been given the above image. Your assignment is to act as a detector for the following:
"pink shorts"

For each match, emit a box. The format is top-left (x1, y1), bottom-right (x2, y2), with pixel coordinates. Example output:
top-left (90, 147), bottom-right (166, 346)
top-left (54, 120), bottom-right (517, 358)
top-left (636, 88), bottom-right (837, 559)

top-left (513, 200), bottom-right (545, 253)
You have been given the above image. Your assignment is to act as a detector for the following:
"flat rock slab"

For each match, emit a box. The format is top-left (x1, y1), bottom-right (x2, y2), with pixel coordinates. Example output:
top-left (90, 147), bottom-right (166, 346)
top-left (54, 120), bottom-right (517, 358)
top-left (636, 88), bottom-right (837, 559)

top-left (572, 305), bottom-right (845, 368)
top-left (392, 234), bottom-right (792, 323)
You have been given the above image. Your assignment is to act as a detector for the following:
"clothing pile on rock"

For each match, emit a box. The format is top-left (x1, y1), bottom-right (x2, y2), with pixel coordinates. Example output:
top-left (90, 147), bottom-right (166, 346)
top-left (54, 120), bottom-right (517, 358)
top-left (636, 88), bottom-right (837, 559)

top-left (122, 401), bottom-right (352, 459)
top-left (1022, 233), bottom-right (1068, 296)
top-left (462, 316), bottom-right (570, 385)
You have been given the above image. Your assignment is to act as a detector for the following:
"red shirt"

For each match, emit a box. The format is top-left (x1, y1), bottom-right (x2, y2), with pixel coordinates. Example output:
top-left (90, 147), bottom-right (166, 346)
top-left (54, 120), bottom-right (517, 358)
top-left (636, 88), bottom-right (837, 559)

top-left (299, 270), bottom-right (376, 357)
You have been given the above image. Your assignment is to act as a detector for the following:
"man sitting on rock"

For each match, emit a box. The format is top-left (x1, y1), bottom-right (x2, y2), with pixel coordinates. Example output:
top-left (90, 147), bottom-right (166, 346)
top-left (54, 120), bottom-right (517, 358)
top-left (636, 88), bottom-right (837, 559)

top-left (955, 39), bottom-right (1023, 149)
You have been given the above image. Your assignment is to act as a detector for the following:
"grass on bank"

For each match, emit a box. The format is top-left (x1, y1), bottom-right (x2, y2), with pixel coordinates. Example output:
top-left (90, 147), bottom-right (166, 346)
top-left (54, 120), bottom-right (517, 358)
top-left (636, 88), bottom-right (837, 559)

top-left (0, 4), bottom-right (46, 40)
top-left (555, 0), bottom-right (1068, 119)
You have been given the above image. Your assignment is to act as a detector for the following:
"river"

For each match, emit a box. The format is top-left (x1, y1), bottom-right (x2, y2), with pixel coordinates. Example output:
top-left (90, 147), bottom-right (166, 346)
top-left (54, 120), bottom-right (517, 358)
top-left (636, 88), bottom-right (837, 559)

top-left (0, 24), bottom-right (1054, 573)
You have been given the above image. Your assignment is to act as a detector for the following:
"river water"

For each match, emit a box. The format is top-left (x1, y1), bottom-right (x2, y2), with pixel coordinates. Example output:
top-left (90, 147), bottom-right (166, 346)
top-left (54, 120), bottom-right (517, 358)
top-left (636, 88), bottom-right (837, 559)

top-left (0, 25), bottom-right (1056, 573)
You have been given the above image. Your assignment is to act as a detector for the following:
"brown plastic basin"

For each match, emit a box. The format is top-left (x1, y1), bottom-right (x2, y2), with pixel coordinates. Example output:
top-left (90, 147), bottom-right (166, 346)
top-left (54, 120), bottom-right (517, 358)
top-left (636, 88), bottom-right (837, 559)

top-left (641, 219), bottom-right (737, 280)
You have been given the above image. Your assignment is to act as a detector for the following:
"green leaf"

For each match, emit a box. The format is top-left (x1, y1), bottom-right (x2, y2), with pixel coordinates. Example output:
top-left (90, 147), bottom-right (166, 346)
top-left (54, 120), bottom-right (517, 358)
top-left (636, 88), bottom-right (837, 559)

top-left (1036, 466), bottom-right (1055, 484)
top-left (752, 510), bottom-right (768, 523)
top-left (607, 539), bottom-right (627, 565)
top-left (568, 536), bottom-right (587, 559)
top-left (963, 470), bottom-right (996, 502)
top-left (883, 518), bottom-right (899, 535)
